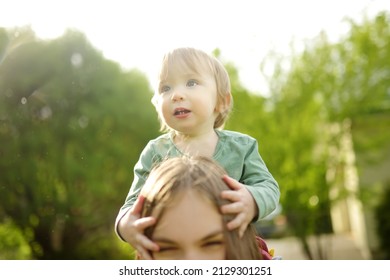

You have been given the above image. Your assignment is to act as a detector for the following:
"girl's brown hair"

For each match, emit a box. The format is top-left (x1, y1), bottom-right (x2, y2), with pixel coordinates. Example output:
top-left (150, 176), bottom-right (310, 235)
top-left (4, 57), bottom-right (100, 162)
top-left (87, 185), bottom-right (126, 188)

top-left (140, 156), bottom-right (261, 260)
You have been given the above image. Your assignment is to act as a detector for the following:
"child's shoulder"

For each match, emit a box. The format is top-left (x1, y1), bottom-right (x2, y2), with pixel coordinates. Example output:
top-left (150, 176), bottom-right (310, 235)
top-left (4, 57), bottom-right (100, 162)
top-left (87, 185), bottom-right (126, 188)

top-left (139, 133), bottom-right (173, 160)
top-left (146, 133), bottom-right (173, 150)
top-left (217, 129), bottom-right (257, 145)
top-left (149, 133), bottom-right (171, 144)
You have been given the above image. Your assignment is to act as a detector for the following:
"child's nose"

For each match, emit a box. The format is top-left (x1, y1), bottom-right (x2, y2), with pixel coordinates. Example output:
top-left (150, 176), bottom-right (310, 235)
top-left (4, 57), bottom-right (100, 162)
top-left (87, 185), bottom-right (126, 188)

top-left (171, 88), bottom-right (185, 102)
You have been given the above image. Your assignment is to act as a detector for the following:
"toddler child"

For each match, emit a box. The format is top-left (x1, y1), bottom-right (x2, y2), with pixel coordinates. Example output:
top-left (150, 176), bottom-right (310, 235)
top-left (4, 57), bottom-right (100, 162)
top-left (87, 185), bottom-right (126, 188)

top-left (115, 47), bottom-right (279, 259)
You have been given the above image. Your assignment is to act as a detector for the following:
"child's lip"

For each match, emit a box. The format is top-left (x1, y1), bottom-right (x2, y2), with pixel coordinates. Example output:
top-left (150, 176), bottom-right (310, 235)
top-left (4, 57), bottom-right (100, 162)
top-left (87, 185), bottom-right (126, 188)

top-left (173, 107), bottom-right (191, 116)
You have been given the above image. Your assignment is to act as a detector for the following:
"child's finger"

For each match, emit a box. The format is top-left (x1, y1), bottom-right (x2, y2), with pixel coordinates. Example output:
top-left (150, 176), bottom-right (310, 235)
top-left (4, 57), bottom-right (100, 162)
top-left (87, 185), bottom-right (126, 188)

top-left (226, 213), bottom-right (245, 231)
top-left (134, 216), bottom-right (157, 231)
top-left (137, 234), bottom-right (159, 252)
top-left (221, 189), bottom-right (240, 202)
top-left (222, 175), bottom-right (242, 191)
top-left (130, 195), bottom-right (145, 215)
top-left (220, 201), bottom-right (243, 214)
top-left (136, 245), bottom-right (153, 260)
top-left (238, 224), bottom-right (247, 238)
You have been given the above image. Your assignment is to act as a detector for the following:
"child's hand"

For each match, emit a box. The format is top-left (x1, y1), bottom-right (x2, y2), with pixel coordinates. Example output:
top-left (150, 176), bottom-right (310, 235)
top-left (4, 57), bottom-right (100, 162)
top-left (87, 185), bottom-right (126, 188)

top-left (118, 195), bottom-right (159, 259)
top-left (220, 175), bottom-right (258, 238)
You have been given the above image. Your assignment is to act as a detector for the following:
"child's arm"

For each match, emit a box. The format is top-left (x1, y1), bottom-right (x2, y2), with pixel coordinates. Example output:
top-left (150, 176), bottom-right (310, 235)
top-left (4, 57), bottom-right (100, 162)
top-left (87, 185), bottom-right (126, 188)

top-left (115, 140), bottom-right (160, 237)
top-left (117, 196), bottom-right (159, 259)
top-left (217, 131), bottom-right (279, 222)
top-left (220, 175), bottom-right (258, 237)
top-left (118, 154), bottom-right (153, 215)
top-left (115, 140), bottom-right (161, 257)
top-left (239, 139), bottom-right (280, 221)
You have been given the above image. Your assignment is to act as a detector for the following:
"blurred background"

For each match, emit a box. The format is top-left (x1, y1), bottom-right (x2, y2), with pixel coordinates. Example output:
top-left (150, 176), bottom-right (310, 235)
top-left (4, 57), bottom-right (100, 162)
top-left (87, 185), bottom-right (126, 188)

top-left (1, 1), bottom-right (389, 259)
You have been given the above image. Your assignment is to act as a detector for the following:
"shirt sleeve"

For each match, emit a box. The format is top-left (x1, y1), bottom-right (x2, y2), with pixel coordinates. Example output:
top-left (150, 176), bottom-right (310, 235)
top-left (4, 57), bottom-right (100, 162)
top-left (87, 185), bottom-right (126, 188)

top-left (241, 139), bottom-right (280, 221)
top-left (114, 141), bottom-right (158, 239)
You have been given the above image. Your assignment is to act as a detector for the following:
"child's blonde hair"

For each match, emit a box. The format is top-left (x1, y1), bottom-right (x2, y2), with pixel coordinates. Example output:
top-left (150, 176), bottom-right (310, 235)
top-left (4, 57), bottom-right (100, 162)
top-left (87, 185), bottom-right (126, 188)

top-left (152, 47), bottom-right (233, 132)
top-left (140, 156), bottom-right (262, 260)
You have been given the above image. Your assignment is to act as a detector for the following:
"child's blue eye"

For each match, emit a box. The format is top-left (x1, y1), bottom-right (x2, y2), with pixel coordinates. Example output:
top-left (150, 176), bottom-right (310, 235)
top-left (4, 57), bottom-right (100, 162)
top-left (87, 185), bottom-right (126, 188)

top-left (160, 85), bottom-right (170, 93)
top-left (187, 80), bottom-right (198, 87)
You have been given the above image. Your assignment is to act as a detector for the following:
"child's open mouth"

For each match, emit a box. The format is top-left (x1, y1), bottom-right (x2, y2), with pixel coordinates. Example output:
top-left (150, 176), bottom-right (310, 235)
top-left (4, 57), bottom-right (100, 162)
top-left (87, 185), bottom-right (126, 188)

top-left (174, 108), bottom-right (191, 116)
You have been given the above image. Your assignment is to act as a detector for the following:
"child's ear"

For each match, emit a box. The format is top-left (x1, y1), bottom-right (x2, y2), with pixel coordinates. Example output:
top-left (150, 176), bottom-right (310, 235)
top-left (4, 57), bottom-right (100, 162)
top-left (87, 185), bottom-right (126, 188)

top-left (217, 93), bottom-right (232, 112)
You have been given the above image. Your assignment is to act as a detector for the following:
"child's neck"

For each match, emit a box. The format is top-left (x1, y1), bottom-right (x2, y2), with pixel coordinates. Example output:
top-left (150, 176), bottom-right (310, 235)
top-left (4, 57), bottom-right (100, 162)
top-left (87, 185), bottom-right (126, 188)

top-left (173, 129), bottom-right (219, 158)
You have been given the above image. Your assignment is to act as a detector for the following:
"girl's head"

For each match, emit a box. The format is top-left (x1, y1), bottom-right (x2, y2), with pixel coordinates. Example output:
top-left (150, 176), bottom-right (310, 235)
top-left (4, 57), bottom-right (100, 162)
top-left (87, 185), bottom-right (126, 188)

top-left (152, 47), bottom-right (233, 133)
top-left (140, 156), bottom-right (261, 260)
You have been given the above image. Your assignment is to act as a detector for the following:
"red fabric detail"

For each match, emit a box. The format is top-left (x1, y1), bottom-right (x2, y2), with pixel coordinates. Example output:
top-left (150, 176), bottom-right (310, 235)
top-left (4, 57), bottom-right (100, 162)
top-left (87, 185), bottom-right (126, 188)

top-left (255, 236), bottom-right (272, 260)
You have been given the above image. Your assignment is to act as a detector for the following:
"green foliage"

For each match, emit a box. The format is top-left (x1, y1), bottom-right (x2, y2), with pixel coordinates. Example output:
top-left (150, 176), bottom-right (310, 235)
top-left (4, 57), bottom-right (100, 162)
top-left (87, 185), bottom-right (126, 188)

top-left (0, 26), bottom-right (159, 259)
top-left (0, 219), bottom-right (32, 259)
top-left (73, 231), bottom-right (135, 260)
top-left (260, 11), bottom-right (390, 258)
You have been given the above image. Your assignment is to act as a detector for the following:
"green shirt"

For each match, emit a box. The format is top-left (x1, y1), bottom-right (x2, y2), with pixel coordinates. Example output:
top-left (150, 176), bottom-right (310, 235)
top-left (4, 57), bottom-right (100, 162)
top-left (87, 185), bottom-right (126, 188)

top-left (116, 130), bottom-right (280, 226)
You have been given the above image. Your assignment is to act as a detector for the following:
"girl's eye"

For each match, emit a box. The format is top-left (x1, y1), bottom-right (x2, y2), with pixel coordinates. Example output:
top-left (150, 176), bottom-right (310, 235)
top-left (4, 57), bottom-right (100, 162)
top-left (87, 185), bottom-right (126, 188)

top-left (187, 80), bottom-right (198, 87)
top-left (158, 246), bottom-right (177, 252)
top-left (203, 240), bottom-right (224, 248)
top-left (160, 85), bottom-right (170, 93)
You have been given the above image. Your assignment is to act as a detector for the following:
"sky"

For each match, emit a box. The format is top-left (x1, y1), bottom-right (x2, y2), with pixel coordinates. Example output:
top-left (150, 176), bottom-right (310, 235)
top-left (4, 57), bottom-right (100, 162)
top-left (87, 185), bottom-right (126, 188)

top-left (1, 0), bottom-right (389, 95)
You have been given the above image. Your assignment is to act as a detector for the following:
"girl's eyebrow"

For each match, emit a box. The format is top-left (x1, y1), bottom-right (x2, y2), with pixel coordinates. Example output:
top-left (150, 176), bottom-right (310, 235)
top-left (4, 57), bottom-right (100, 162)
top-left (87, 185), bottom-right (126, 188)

top-left (152, 237), bottom-right (176, 245)
top-left (201, 230), bottom-right (224, 241)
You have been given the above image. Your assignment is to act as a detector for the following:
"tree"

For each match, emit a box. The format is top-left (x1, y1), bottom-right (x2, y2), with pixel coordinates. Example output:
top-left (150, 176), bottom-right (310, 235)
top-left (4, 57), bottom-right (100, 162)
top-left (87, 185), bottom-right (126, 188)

top-left (259, 11), bottom-right (390, 259)
top-left (0, 27), bottom-right (159, 259)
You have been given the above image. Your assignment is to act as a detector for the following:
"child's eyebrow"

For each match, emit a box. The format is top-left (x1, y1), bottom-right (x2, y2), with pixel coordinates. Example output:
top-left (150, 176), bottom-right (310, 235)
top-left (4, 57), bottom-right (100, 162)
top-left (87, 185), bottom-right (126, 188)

top-left (158, 72), bottom-right (201, 85)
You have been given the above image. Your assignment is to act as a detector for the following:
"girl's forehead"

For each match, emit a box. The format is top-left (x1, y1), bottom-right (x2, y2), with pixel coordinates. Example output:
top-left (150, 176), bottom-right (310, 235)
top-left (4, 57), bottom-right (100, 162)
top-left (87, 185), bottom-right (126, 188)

top-left (152, 189), bottom-right (220, 226)
top-left (152, 188), bottom-right (216, 215)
